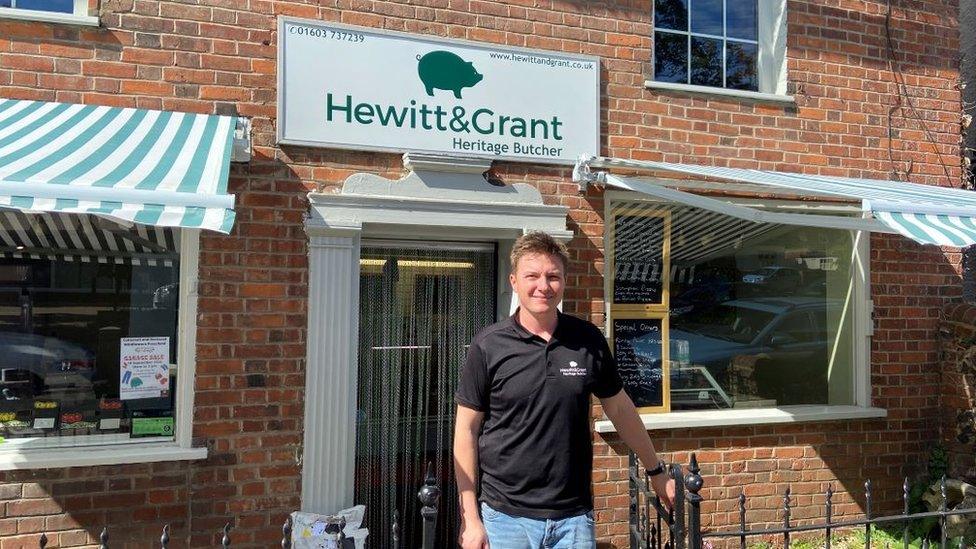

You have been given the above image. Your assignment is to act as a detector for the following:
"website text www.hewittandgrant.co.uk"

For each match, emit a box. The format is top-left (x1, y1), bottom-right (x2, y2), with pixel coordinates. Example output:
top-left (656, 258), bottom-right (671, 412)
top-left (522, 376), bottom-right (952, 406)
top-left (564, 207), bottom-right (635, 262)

top-left (488, 51), bottom-right (595, 70)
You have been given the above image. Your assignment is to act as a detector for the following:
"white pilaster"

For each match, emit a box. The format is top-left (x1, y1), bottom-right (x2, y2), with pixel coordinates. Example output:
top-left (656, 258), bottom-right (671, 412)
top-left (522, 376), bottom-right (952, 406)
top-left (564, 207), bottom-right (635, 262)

top-left (301, 221), bottom-right (362, 513)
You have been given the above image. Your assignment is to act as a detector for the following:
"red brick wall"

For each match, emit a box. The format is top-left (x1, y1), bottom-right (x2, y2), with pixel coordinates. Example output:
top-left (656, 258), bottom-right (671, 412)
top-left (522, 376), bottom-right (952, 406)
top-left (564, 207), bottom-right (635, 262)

top-left (0, 0), bottom-right (964, 547)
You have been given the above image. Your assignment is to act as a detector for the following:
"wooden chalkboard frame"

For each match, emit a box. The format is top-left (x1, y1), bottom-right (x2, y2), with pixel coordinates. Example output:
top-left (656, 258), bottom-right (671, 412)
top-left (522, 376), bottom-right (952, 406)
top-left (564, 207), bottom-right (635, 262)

top-left (606, 205), bottom-right (673, 413)
top-left (609, 312), bottom-right (670, 414)
top-left (608, 208), bottom-right (671, 313)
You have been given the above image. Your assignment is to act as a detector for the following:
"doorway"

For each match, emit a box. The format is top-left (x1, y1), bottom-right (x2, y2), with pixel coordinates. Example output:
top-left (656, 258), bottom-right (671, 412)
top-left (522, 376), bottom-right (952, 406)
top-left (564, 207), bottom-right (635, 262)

top-left (354, 241), bottom-right (496, 546)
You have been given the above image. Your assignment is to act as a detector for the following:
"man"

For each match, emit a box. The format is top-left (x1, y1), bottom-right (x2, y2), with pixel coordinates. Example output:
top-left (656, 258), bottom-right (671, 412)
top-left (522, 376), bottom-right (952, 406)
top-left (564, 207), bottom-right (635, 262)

top-left (454, 232), bottom-right (674, 549)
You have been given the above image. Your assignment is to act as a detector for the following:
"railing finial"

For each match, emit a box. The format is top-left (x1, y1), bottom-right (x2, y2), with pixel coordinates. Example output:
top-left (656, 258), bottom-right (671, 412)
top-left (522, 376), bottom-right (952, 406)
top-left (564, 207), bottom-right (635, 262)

top-left (281, 516), bottom-right (292, 549)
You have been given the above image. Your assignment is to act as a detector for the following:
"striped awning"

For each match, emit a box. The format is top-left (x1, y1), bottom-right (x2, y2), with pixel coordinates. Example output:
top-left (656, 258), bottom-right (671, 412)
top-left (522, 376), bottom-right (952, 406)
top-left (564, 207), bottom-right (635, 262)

top-left (576, 156), bottom-right (976, 247)
top-left (0, 98), bottom-right (237, 234)
top-left (0, 209), bottom-right (177, 266)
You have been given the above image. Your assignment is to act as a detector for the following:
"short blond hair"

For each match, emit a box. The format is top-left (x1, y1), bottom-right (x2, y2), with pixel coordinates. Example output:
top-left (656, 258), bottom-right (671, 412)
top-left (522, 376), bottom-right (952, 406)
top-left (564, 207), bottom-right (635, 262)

top-left (511, 232), bottom-right (569, 273)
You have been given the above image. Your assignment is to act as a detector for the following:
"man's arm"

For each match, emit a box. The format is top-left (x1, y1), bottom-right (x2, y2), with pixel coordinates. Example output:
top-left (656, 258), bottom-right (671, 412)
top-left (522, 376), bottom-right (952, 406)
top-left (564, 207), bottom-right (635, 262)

top-left (600, 390), bottom-right (675, 506)
top-left (454, 404), bottom-right (489, 549)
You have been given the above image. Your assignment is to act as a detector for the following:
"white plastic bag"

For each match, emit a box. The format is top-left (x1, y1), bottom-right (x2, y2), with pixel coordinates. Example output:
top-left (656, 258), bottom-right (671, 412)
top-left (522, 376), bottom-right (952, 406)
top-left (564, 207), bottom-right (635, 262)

top-left (291, 505), bottom-right (368, 549)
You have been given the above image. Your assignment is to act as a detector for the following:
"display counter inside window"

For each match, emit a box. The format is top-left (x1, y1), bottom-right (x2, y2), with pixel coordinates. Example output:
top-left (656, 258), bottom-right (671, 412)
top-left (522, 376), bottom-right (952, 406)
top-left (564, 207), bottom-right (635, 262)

top-left (609, 202), bottom-right (856, 412)
top-left (0, 211), bottom-right (180, 441)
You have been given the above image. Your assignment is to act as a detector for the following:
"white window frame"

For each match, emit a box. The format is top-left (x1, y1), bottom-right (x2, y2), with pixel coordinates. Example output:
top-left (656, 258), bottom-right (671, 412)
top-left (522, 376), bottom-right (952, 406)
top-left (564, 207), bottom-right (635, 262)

top-left (595, 189), bottom-right (886, 432)
top-left (646, 0), bottom-right (792, 103)
top-left (0, 228), bottom-right (206, 470)
top-left (0, 0), bottom-right (99, 26)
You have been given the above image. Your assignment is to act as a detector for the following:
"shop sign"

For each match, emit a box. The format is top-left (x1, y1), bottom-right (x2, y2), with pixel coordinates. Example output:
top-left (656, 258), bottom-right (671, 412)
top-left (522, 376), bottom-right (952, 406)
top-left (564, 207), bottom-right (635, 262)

top-left (277, 17), bottom-right (600, 165)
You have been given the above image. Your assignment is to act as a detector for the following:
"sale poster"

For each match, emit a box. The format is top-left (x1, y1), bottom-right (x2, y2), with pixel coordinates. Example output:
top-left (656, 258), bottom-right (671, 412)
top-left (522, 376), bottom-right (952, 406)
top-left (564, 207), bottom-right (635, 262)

top-left (119, 337), bottom-right (170, 400)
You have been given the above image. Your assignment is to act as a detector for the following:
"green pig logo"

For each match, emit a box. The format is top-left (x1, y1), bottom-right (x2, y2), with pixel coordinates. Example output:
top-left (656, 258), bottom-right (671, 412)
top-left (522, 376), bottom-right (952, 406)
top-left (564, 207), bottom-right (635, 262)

top-left (416, 50), bottom-right (484, 99)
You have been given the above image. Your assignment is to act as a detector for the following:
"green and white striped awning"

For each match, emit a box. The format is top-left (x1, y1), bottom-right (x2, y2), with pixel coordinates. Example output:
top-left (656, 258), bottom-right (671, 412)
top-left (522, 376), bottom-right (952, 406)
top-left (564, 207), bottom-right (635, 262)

top-left (0, 98), bottom-right (237, 234)
top-left (575, 156), bottom-right (976, 247)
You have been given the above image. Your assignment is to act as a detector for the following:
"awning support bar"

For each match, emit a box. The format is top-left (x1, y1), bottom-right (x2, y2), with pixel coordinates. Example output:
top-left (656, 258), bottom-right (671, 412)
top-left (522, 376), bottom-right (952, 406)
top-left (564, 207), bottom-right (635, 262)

top-left (572, 152), bottom-right (893, 233)
top-left (603, 174), bottom-right (893, 233)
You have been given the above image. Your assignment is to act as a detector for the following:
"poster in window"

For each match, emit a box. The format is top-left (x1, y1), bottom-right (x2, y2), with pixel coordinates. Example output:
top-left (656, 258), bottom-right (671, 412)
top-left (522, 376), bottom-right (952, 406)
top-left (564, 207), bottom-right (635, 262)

top-left (119, 337), bottom-right (170, 400)
top-left (613, 213), bottom-right (666, 305)
top-left (613, 317), bottom-right (668, 411)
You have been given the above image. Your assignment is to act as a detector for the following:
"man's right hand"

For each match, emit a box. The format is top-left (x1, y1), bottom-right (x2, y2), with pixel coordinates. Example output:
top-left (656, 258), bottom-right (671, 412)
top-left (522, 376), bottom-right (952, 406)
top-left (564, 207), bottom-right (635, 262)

top-left (458, 518), bottom-right (489, 549)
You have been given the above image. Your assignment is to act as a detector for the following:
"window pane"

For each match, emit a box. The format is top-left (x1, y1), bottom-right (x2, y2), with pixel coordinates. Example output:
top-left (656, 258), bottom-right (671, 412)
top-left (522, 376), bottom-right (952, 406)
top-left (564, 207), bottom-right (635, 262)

top-left (690, 37), bottom-right (722, 87)
top-left (0, 0), bottom-right (12, 7)
top-left (0, 213), bottom-right (180, 440)
top-left (613, 203), bottom-right (856, 411)
top-left (690, 0), bottom-right (723, 35)
top-left (15, 0), bottom-right (74, 12)
top-left (655, 0), bottom-right (688, 31)
top-left (726, 41), bottom-right (758, 91)
top-left (727, 0), bottom-right (758, 41)
top-left (654, 32), bottom-right (688, 84)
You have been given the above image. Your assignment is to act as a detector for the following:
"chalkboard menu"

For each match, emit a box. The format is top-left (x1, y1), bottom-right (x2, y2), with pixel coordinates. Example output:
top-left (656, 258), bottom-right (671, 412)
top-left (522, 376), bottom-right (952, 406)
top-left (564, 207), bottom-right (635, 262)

top-left (613, 214), bottom-right (665, 304)
top-left (613, 317), bottom-right (666, 409)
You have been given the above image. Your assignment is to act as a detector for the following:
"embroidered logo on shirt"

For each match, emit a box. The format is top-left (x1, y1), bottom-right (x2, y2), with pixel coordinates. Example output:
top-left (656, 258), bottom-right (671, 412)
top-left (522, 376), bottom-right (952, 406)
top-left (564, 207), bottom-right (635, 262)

top-left (559, 360), bottom-right (586, 377)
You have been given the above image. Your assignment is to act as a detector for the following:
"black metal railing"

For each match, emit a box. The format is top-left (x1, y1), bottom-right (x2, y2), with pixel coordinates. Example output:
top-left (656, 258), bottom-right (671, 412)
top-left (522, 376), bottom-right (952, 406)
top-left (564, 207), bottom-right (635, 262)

top-left (630, 452), bottom-right (976, 549)
top-left (32, 463), bottom-right (442, 548)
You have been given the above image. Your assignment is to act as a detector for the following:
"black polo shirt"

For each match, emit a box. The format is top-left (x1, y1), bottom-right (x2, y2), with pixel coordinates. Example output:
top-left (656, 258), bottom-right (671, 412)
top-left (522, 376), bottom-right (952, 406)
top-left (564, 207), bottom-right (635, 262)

top-left (455, 311), bottom-right (623, 519)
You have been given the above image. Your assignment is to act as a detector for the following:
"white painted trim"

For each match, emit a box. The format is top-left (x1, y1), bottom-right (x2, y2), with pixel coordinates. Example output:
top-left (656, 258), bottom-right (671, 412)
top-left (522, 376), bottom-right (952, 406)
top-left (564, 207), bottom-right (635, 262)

top-left (301, 227), bottom-right (362, 514)
top-left (594, 406), bottom-right (887, 432)
top-left (310, 193), bottom-right (570, 233)
top-left (0, 6), bottom-right (98, 26)
top-left (0, 443), bottom-right (207, 471)
top-left (0, 433), bottom-right (171, 450)
top-left (852, 227), bottom-right (872, 406)
top-left (176, 229), bottom-right (200, 448)
top-left (644, 80), bottom-right (794, 104)
top-left (758, 0), bottom-right (789, 96)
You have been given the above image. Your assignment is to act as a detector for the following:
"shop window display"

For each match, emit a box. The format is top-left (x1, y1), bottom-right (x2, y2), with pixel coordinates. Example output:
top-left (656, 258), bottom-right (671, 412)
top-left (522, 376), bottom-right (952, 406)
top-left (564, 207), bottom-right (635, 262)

top-left (609, 202), bottom-right (857, 411)
top-left (0, 211), bottom-right (180, 441)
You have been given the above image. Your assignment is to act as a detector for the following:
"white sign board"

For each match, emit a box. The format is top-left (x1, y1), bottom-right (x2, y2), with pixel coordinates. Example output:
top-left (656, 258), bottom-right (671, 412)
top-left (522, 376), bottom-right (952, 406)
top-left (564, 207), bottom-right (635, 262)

top-left (277, 17), bottom-right (600, 165)
top-left (119, 337), bottom-right (170, 400)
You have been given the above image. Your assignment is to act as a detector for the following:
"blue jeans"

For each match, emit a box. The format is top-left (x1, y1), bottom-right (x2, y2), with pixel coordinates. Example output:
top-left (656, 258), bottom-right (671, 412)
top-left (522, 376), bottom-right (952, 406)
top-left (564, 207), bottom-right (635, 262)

top-left (481, 502), bottom-right (595, 548)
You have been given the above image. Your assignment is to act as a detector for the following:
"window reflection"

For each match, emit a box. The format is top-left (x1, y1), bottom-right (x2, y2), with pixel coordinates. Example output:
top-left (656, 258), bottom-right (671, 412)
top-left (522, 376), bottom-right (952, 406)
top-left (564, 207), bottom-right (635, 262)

top-left (727, 42), bottom-right (758, 91)
top-left (0, 212), bottom-right (179, 439)
top-left (655, 32), bottom-right (688, 84)
top-left (12, 0), bottom-right (74, 13)
top-left (690, 0), bottom-right (722, 35)
top-left (653, 0), bottom-right (759, 91)
top-left (612, 203), bottom-right (856, 411)
top-left (654, 0), bottom-right (688, 31)
top-left (727, 1), bottom-right (758, 41)
top-left (691, 37), bottom-right (723, 87)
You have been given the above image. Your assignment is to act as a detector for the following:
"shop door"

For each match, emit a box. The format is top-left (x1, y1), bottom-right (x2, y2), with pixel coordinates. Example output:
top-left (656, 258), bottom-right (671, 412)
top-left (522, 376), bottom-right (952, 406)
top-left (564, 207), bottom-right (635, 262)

top-left (355, 241), bottom-right (496, 547)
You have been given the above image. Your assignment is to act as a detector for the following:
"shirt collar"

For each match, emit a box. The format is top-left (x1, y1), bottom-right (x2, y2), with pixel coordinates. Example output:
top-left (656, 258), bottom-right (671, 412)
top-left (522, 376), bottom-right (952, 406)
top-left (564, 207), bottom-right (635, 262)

top-left (509, 308), bottom-right (562, 342)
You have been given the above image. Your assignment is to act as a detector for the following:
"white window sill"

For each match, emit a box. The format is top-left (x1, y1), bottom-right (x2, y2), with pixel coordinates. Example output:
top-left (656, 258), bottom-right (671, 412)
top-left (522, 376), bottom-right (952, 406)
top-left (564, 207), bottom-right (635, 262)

top-left (0, 441), bottom-right (207, 471)
top-left (0, 7), bottom-right (99, 26)
top-left (594, 405), bottom-right (887, 433)
top-left (644, 80), bottom-right (795, 104)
